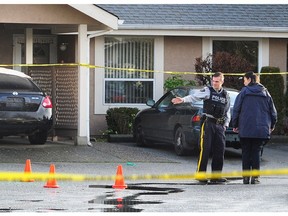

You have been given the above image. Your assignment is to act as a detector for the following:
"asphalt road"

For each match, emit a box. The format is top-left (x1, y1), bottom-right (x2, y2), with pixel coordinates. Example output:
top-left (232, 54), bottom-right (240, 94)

top-left (0, 136), bottom-right (288, 213)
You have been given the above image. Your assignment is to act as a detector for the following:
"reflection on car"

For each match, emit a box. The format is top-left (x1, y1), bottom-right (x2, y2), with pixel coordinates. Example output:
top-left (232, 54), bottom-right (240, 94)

top-left (133, 86), bottom-right (240, 156)
top-left (0, 67), bottom-right (53, 144)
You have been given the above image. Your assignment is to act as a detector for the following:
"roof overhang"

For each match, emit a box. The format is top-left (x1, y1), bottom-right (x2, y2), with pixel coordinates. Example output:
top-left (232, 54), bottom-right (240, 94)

top-left (0, 4), bottom-right (118, 34)
top-left (109, 24), bottom-right (288, 38)
top-left (52, 4), bottom-right (118, 34)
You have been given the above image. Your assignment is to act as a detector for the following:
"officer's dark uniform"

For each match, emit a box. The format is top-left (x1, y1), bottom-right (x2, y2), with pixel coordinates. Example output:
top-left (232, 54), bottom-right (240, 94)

top-left (182, 86), bottom-right (230, 180)
top-left (197, 87), bottom-right (230, 173)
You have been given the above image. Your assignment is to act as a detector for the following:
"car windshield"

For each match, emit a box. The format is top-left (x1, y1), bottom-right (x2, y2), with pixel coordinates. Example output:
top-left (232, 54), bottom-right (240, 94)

top-left (189, 88), bottom-right (238, 106)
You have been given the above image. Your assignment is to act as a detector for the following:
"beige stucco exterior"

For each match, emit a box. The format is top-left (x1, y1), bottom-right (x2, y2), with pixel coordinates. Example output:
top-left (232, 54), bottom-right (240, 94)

top-left (269, 38), bottom-right (288, 91)
top-left (164, 36), bottom-right (202, 81)
top-left (269, 38), bottom-right (287, 72)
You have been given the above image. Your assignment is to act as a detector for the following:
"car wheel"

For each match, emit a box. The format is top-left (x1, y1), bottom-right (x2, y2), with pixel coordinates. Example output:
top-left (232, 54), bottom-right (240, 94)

top-left (28, 131), bottom-right (48, 145)
top-left (174, 127), bottom-right (188, 156)
top-left (135, 123), bottom-right (148, 147)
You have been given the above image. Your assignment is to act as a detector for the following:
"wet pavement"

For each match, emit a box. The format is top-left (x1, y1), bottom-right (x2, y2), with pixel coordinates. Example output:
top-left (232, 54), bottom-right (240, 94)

top-left (0, 136), bottom-right (288, 213)
top-left (0, 136), bottom-right (175, 164)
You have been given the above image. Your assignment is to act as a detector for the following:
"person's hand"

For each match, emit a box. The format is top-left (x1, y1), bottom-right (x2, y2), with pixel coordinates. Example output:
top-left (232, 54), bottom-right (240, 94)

top-left (270, 127), bottom-right (275, 133)
top-left (233, 128), bottom-right (239, 133)
top-left (171, 97), bottom-right (184, 104)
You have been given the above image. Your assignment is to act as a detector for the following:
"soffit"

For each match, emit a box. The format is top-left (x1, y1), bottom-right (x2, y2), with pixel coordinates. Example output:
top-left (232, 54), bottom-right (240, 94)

top-left (0, 4), bottom-right (118, 33)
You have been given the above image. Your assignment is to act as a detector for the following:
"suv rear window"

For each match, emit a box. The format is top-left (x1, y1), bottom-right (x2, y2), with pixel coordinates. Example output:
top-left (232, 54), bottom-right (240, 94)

top-left (0, 74), bottom-right (40, 92)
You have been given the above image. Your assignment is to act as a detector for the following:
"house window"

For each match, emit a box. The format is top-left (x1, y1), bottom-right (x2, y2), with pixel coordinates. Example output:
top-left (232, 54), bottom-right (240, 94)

top-left (104, 37), bottom-right (154, 104)
top-left (213, 40), bottom-right (258, 72)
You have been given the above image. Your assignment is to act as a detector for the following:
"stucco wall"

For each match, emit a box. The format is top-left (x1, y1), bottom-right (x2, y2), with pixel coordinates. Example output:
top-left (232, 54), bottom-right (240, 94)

top-left (164, 36), bottom-right (202, 82)
top-left (269, 38), bottom-right (288, 91)
top-left (269, 38), bottom-right (287, 72)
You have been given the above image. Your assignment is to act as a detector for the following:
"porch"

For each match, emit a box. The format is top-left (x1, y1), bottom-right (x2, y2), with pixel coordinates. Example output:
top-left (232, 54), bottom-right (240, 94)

top-left (28, 66), bottom-right (79, 139)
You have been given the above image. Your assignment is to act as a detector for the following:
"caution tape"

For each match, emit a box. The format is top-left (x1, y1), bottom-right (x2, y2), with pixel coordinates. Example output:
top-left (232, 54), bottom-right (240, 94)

top-left (0, 168), bottom-right (288, 182)
top-left (1, 63), bottom-right (288, 76)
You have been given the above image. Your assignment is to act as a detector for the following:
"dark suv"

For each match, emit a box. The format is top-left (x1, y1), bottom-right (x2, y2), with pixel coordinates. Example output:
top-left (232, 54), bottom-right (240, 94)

top-left (0, 67), bottom-right (53, 144)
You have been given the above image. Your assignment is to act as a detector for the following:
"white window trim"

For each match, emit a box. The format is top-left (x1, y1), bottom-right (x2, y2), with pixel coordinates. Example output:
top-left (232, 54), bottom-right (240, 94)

top-left (94, 36), bottom-right (164, 115)
top-left (202, 37), bottom-right (269, 73)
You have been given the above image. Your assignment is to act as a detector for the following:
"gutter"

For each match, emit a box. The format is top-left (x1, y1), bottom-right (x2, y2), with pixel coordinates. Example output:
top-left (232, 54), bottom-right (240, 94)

top-left (118, 24), bottom-right (288, 33)
top-left (85, 29), bottom-right (113, 146)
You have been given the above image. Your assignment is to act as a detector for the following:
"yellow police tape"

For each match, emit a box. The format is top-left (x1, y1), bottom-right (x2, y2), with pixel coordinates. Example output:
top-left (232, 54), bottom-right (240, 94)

top-left (0, 168), bottom-right (288, 182)
top-left (1, 63), bottom-right (288, 76)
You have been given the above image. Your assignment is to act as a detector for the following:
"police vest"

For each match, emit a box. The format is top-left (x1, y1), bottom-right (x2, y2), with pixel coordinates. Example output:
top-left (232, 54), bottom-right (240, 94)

top-left (203, 87), bottom-right (228, 118)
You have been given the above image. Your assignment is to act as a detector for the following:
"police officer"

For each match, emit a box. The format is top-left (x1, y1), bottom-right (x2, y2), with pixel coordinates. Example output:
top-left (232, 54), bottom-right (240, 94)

top-left (172, 72), bottom-right (230, 184)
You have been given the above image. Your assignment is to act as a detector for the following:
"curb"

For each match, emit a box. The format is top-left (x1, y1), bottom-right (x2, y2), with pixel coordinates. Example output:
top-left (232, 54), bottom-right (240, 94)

top-left (106, 134), bottom-right (287, 143)
top-left (107, 134), bottom-right (134, 143)
top-left (270, 135), bottom-right (288, 143)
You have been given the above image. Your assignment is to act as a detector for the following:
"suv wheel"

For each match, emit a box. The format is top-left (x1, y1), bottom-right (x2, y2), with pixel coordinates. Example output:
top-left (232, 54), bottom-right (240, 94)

top-left (28, 130), bottom-right (48, 145)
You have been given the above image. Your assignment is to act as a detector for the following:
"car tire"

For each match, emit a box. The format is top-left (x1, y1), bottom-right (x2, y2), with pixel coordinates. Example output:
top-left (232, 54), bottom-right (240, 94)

top-left (28, 131), bottom-right (48, 145)
top-left (135, 123), bottom-right (149, 147)
top-left (174, 127), bottom-right (188, 156)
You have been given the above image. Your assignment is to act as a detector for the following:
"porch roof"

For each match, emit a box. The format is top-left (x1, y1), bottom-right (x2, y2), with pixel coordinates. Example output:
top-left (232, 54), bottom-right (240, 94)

top-left (0, 4), bottom-right (118, 33)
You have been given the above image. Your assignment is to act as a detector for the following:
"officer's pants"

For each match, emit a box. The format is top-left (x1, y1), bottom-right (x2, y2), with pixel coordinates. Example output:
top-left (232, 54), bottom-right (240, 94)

top-left (197, 120), bottom-right (226, 172)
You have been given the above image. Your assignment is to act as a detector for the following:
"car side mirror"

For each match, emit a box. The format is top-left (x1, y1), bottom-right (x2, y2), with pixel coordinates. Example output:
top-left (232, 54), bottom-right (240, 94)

top-left (146, 99), bottom-right (155, 107)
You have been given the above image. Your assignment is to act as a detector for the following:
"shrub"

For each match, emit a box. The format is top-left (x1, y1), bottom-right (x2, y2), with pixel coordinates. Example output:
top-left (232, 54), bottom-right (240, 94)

top-left (194, 51), bottom-right (254, 90)
top-left (164, 74), bottom-right (196, 92)
top-left (260, 66), bottom-right (284, 134)
top-left (105, 107), bottom-right (140, 134)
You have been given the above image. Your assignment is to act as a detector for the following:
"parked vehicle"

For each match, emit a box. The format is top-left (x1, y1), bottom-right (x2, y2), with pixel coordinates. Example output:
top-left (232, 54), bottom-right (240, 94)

top-left (0, 67), bottom-right (53, 144)
top-left (133, 86), bottom-right (240, 156)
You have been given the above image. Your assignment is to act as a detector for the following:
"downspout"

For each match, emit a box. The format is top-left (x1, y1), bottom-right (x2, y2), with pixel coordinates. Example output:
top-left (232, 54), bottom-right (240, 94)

top-left (86, 29), bottom-right (113, 146)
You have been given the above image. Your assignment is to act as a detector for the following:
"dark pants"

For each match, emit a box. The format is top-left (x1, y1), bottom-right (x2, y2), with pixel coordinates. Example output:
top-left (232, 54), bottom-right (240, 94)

top-left (197, 120), bottom-right (225, 172)
top-left (240, 138), bottom-right (263, 173)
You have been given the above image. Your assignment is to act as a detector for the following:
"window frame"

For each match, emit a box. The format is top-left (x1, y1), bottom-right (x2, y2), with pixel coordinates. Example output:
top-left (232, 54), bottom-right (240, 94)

top-left (103, 36), bottom-right (155, 105)
top-left (203, 37), bottom-right (269, 73)
top-left (94, 36), bottom-right (164, 115)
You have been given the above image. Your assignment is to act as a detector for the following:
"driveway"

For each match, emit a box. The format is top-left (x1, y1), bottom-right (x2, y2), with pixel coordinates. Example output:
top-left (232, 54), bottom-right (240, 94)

top-left (0, 136), bottom-right (287, 212)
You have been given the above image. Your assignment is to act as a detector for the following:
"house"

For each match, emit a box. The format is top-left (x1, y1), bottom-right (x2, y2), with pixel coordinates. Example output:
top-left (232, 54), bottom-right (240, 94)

top-left (93, 4), bottom-right (288, 136)
top-left (0, 4), bottom-right (287, 145)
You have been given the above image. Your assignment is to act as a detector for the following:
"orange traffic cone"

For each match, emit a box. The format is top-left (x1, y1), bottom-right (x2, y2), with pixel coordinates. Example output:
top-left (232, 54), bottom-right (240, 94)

top-left (44, 164), bottom-right (59, 188)
top-left (21, 159), bottom-right (34, 182)
top-left (112, 165), bottom-right (127, 189)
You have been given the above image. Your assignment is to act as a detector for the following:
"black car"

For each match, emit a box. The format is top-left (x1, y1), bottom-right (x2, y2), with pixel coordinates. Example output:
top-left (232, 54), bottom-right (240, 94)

top-left (0, 67), bottom-right (53, 144)
top-left (133, 86), bottom-right (240, 156)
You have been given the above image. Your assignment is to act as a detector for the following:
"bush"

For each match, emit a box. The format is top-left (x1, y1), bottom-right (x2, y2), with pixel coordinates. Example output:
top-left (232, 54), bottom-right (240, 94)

top-left (260, 66), bottom-right (284, 134)
top-left (164, 74), bottom-right (196, 91)
top-left (194, 51), bottom-right (254, 90)
top-left (105, 107), bottom-right (140, 134)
